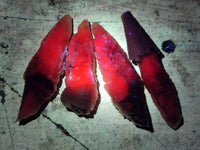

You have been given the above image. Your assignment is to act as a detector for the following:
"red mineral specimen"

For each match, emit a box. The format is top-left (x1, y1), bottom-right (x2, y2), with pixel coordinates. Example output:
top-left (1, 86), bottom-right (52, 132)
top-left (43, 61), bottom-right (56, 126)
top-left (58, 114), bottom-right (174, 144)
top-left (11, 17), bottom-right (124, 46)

top-left (17, 15), bottom-right (73, 124)
top-left (92, 22), bottom-right (153, 132)
top-left (61, 20), bottom-right (99, 117)
top-left (139, 52), bottom-right (183, 129)
top-left (121, 11), bottom-right (183, 130)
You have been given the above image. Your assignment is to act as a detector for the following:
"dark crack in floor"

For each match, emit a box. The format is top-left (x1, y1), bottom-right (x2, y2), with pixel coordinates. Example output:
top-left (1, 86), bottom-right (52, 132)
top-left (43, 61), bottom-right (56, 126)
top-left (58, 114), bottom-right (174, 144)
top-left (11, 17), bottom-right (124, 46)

top-left (42, 114), bottom-right (89, 150)
top-left (4, 106), bottom-right (15, 150)
top-left (56, 0), bottom-right (61, 20)
top-left (152, 134), bottom-right (167, 150)
top-left (0, 77), bottom-right (6, 104)
top-left (0, 89), bottom-right (6, 104)
top-left (0, 76), bottom-right (22, 99)
top-left (0, 16), bottom-right (57, 22)
top-left (0, 76), bottom-right (21, 149)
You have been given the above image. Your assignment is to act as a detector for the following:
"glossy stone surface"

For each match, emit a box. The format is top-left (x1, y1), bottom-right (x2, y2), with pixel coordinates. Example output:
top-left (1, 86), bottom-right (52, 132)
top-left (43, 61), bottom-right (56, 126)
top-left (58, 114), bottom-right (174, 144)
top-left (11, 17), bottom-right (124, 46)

top-left (92, 22), bottom-right (153, 132)
top-left (0, 0), bottom-right (200, 149)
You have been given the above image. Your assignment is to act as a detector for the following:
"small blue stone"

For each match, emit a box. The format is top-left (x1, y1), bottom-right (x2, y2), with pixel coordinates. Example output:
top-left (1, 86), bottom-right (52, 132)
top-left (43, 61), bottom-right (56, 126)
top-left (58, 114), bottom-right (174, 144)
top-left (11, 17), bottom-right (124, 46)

top-left (162, 40), bottom-right (176, 53)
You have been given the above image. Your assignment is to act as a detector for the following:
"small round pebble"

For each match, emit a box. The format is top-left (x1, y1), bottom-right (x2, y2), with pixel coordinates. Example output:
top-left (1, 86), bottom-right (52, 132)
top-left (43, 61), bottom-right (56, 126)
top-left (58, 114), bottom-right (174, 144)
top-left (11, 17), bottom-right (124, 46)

top-left (162, 40), bottom-right (176, 53)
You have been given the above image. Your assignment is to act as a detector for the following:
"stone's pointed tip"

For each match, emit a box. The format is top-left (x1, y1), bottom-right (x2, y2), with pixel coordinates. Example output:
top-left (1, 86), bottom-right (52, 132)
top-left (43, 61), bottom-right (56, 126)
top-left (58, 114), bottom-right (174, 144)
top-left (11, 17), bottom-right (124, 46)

top-left (147, 125), bottom-right (154, 133)
top-left (16, 110), bottom-right (30, 123)
top-left (121, 10), bottom-right (132, 17)
top-left (83, 19), bottom-right (89, 22)
top-left (145, 119), bottom-right (154, 132)
top-left (149, 128), bottom-right (154, 133)
top-left (91, 22), bottom-right (99, 29)
top-left (124, 10), bottom-right (131, 14)
top-left (135, 118), bottom-right (154, 132)
top-left (79, 19), bottom-right (88, 25)
top-left (63, 14), bottom-right (72, 19)
top-left (121, 11), bottom-right (135, 22)
top-left (91, 22), bottom-right (105, 38)
top-left (170, 117), bottom-right (184, 130)
top-left (136, 123), bottom-right (154, 133)
top-left (15, 117), bottom-right (20, 122)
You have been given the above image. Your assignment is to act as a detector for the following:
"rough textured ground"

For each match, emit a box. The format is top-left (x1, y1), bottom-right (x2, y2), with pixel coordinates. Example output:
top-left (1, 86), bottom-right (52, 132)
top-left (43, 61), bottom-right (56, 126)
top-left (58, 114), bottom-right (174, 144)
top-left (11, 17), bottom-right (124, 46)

top-left (0, 0), bottom-right (200, 150)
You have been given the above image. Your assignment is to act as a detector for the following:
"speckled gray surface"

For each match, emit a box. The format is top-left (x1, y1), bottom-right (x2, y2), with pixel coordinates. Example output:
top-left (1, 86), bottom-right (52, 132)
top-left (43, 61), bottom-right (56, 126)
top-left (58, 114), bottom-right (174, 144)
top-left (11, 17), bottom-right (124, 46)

top-left (0, 0), bottom-right (200, 150)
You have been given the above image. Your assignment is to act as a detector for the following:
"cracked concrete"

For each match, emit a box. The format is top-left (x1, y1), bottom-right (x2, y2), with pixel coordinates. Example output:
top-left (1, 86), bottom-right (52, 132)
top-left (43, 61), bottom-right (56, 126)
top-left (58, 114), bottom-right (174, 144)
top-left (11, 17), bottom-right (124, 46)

top-left (42, 114), bottom-right (89, 150)
top-left (0, 0), bottom-right (200, 149)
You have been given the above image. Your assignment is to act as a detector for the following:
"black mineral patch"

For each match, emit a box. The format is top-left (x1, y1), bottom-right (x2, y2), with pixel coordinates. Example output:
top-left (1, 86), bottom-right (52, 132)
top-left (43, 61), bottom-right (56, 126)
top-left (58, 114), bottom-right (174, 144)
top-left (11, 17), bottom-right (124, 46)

top-left (0, 42), bottom-right (9, 49)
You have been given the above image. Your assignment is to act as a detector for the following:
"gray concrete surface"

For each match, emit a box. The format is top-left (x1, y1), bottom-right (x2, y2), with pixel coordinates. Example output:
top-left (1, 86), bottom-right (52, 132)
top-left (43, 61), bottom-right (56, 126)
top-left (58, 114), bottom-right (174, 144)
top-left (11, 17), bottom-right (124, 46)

top-left (0, 0), bottom-right (200, 149)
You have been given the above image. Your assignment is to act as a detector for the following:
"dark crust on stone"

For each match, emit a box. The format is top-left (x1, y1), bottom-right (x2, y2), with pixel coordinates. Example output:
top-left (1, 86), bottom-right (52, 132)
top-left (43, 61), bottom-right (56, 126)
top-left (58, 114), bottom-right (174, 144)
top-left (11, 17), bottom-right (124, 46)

top-left (121, 11), bottom-right (164, 64)
top-left (19, 72), bottom-right (64, 125)
top-left (65, 91), bottom-right (100, 119)
top-left (113, 79), bottom-right (154, 132)
top-left (61, 81), bottom-right (100, 119)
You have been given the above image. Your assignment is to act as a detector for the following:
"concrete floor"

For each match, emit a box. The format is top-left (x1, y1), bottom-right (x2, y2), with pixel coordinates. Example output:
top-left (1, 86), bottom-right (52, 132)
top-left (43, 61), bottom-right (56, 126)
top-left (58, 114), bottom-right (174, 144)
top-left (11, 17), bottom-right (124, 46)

top-left (0, 0), bottom-right (200, 149)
